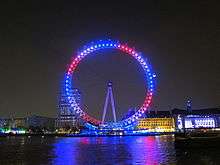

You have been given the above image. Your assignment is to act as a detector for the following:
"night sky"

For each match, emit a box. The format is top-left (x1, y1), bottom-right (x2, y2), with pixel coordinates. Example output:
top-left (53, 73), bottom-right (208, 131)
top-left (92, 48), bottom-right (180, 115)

top-left (0, 1), bottom-right (219, 119)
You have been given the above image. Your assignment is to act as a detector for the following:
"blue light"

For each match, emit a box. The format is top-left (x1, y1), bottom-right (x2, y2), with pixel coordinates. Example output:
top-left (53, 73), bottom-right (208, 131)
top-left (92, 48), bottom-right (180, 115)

top-left (64, 39), bottom-right (156, 128)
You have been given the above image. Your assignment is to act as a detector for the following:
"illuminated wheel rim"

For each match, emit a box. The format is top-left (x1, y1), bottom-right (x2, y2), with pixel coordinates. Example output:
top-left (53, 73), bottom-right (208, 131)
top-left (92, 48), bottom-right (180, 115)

top-left (64, 39), bottom-right (156, 128)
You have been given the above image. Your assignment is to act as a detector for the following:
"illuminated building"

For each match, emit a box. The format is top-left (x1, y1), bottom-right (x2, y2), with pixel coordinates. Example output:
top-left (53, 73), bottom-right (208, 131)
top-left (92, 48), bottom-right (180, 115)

top-left (137, 118), bottom-right (175, 132)
top-left (56, 85), bottom-right (81, 129)
top-left (13, 117), bottom-right (27, 128)
top-left (0, 117), bottom-right (27, 128)
top-left (172, 107), bottom-right (220, 130)
top-left (0, 118), bottom-right (7, 128)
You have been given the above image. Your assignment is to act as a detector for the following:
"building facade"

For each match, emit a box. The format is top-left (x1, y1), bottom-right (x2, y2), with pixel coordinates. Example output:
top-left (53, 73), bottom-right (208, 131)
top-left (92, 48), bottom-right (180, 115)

top-left (172, 108), bottom-right (220, 131)
top-left (56, 85), bottom-right (81, 129)
top-left (0, 118), bottom-right (7, 128)
top-left (26, 115), bottom-right (55, 130)
top-left (137, 118), bottom-right (175, 132)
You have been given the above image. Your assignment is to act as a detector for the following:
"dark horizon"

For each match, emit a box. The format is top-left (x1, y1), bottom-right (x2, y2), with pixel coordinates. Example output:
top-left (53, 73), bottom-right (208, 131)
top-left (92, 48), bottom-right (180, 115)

top-left (0, 1), bottom-right (219, 118)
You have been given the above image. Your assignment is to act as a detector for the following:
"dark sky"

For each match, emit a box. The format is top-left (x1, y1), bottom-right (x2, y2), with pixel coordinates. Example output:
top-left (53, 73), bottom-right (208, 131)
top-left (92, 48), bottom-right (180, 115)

top-left (0, 1), bottom-right (219, 119)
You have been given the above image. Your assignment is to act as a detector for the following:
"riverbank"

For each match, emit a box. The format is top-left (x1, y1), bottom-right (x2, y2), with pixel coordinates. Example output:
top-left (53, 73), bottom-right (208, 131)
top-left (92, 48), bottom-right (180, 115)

top-left (0, 132), bottom-right (174, 137)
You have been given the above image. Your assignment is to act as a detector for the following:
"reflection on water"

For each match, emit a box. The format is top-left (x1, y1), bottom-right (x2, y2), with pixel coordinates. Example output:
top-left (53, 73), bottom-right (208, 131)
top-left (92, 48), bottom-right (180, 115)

top-left (0, 135), bottom-right (219, 165)
top-left (52, 135), bottom-right (176, 165)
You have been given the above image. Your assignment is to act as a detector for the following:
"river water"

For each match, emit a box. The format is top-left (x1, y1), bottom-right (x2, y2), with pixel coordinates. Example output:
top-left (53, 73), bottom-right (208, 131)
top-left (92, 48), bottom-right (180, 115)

top-left (0, 135), bottom-right (219, 165)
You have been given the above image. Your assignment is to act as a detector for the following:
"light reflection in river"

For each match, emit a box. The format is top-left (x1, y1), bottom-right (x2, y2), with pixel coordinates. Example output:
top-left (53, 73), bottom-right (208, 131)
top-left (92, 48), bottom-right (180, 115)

top-left (1, 135), bottom-right (220, 165)
top-left (52, 135), bottom-right (176, 165)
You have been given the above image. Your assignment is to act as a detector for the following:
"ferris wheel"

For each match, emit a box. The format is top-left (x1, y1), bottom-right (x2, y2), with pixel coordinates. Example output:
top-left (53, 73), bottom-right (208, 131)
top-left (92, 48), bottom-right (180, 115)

top-left (64, 39), bottom-right (156, 129)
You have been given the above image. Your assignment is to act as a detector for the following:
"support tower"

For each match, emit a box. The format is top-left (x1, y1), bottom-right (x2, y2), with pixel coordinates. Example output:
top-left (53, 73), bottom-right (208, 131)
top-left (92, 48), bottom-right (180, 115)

top-left (102, 82), bottom-right (117, 123)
